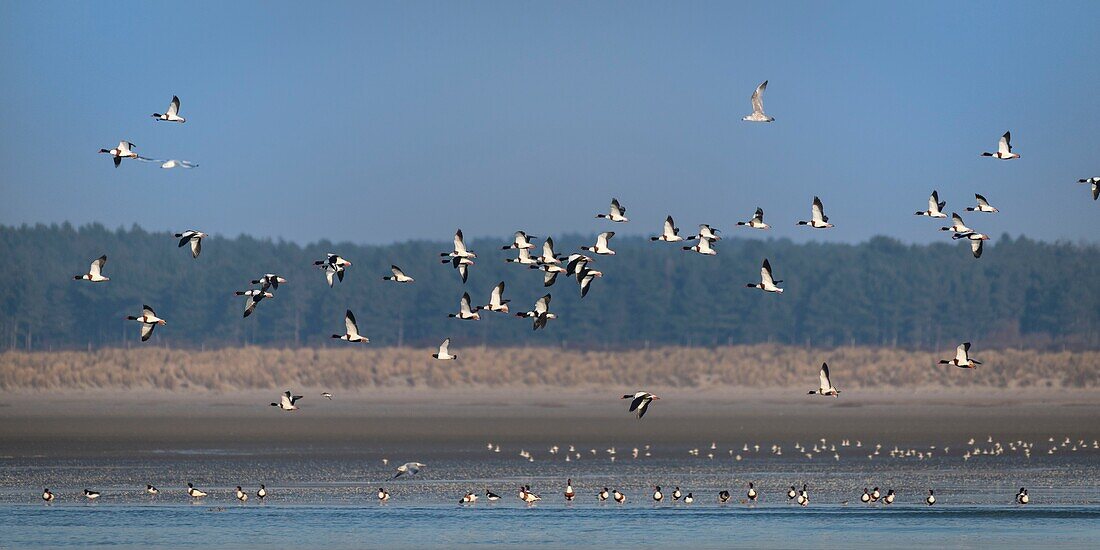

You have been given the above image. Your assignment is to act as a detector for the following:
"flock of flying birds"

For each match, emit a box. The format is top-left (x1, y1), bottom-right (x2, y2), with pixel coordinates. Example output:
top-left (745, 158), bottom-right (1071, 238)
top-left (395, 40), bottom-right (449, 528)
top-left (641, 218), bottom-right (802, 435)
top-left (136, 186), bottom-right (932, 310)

top-left (61, 84), bottom-right (1096, 506)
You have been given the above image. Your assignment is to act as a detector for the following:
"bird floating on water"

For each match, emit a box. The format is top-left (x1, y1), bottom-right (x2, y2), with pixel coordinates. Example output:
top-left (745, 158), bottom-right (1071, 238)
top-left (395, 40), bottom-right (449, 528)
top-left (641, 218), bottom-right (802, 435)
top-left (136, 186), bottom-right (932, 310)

top-left (187, 483), bottom-right (207, 498)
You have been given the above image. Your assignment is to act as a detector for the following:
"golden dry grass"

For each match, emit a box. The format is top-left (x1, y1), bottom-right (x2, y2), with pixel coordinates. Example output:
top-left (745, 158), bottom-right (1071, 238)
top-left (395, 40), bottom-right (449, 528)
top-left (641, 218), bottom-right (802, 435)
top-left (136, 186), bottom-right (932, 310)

top-left (1, 345), bottom-right (1096, 391)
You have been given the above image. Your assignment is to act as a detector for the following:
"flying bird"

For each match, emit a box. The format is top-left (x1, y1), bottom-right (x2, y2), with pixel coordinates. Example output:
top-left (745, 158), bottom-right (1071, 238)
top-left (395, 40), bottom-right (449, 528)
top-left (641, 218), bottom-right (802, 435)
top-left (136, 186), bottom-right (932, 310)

top-left (126, 304), bottom-right (166, 342)
top-left (742, 80), bottom-right (775, 122)
top-left (516, 294), bottom-right (555, 330)
top-left (321, 392), bottom-right (333, 400)
top-left (531, 263), bottom-right (566, 287)
top-left (151, 95), bottom-right (186, 123)
top-left (443, 255), bottom-right (474, 284)
top-left (270, 390), bottom-right (303, 411)
top-left (683, 235), bottom-right (716, 255)
top-left (448, 292), bottom-right (481, 320)
top-left (505, 247), bottom-right (537, 265)
top-left (736, 207), bottom-right (770, 229)
top-left (534, 237), bottom-right (564, 265)
top-left (174, 230), bottom-right (208, 259)
top-left (807, 362), bottom-right (840, 397)
top-left (686, 224), bottom-right (721, 242)
top-left (160, 159), bottom-right (198, 169)
top-left (966, 194), bottom-right (999, 213)
top-left (939, 342), bottom-right (981, 368)
top-left (251, 274), bottom-right (288, 291)
top-left (577, 265), bottom-right (603, 298)
top-left (797, 196), bottom-right (834, 228)
top-left (382, 265), bottom-right (414, 283)
top-left (441, 229), bottom-right (477, 259)
top-left (234, 289), bottom-right (274, 318)
top-left (940, 213), bottom-right (973, 236)
top-left (314, 254), bottom-right (352, 287)
top-left (1078, 177), bottom-right (1099, 200)
top-left (915, 191), bottom-right (947, 218)
top-left (746, 258), bottom-right (784, 293)
top-left (74, 255), bottom-right (109, 282)
top-left (595, 198), bottom-right (629, 222)
top-left (503, 231), bottom-right (538, 250)
top-left (651, 215), bottom-right (684, 242)
top-left (476, 281), bottom-right (511, 313)
top-left (581, 232), bottom-right (616, 255)
top-left (332, 310), bottom-right (369, 343)
top-left (981, 131), bottom-right (1019, 159)
top-left (394, 462), bottom-right (425, 478)
top-left (99, 141), bottom-right (139, 167)
top-left (954, 232), bottom-right (989, 258)
top-left (433, 338), bottom-right (457, 360)
top-left (622, 391), bottom-right (659, 419)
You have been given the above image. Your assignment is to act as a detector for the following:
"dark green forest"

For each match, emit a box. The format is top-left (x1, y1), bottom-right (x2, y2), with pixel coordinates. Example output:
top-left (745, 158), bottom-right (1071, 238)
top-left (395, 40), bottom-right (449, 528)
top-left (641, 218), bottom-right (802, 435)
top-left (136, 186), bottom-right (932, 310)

top-left (2, 223), bottom-right (1097, 351)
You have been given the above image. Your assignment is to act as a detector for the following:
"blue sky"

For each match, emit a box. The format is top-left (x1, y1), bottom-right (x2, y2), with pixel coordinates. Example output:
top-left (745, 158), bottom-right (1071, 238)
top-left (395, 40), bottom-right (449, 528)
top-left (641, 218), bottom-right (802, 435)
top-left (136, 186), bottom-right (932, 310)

top-left (1, 1), bottom-right (1098, 245)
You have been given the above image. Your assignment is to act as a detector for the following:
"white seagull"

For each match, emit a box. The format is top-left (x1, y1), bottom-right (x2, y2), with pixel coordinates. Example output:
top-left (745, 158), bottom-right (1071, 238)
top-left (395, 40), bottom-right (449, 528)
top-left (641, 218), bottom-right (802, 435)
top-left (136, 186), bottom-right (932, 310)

top-left (99, 141), bottom-right (139, 167)
top-left (981, 131), bottom-right (1020, 160)
top-left (151, 95), bottom-right (186, 123)
top-left (595, 198), bottom-right (629, 222)
top-left (448, 292), bottom-right (481, 320)
top-left (382, 265), bottom-right (414, 283)
top-left (126, 304), bottom-right (166, 342)
top-left (1078, 177), bottom-right (1100, 201)
top-left (622, 391), bottom-right (660, 419)
top-left (433, 338), bottom-right (457, 360)
top-left (807, 362), bottom-right (840, 397)
top-left (174, 230), bottom-right (208, 259)
top-left (966, 194), bottom-right (999, 213)
top-left (234, 289), bottom-right (274, 318)
top-left (915, 190), bottom-right (948, 218)
top-left (332, 310), bottom-right (369, 343)
top-left (736, 207), bottom-right (770, 229)
top-left (270, 390), bottom-right (303, 411)
top-left (394, 462), bottom-right (426, 478)
top-left (581, 232), bottom-right (616, 255)
top-left (939, 342), bottom-right (981, 369)
top-left (476, 281), bottom-right (511, 313)
top-left (797, 196), bottom-right (834, 228)
top-left (747, 258), bottom-right (784, 293)
top-left (651, 216), bottom-right (684, 242)
top-left (742, 80), bottom-right (775, 122)
top-left (74, 255), bottom-right (109, 282)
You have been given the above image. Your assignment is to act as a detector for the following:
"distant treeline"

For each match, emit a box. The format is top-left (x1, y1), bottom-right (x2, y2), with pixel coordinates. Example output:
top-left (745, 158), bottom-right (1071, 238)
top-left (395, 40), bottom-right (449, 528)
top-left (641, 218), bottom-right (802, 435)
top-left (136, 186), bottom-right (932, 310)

top-left (2, 346), bottom-right (1097, 390)
top-left (1, 223), bottom-right (1098, 351)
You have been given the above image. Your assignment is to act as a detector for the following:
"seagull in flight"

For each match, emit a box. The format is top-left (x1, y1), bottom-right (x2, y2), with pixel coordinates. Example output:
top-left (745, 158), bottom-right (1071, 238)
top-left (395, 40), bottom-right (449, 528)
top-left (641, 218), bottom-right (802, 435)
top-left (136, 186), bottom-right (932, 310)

top-left (160, 159), bottom-right (199, 169)
top-left (174, 230), bottom-right (208, 259)
top-left (595, 198), bottom-right (629, 222)
top-left (394, 462), bottom-right (426, 478)
top-left (808, 362), bottom-right (840, 397)
top-left (622, 391), bottom-right (660, 419)
top-left (151, 95), bottom-right (186, 123)
top-left (742, 80), bottom-right (775, 122)
top-left (270, 390), bottom-right (303, 411)
top-left (981, 131), bottom-right (1020, 159)
top-left (74, 255), bottom-right (109, 282)
top-left (332, 310), bottom-right (369, 343)
top-left (99, 141), bottom-right (139, 167)
top-left (126, 305), bottom-right (166, 342)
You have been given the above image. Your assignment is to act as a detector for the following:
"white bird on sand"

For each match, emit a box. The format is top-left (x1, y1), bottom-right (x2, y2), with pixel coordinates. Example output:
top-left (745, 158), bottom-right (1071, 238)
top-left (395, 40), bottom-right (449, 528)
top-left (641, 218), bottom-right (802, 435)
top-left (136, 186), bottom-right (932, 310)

top-left (737, 207), bottom-right (770, 229)
top-left (382, 265), bottom-right (414, 283)
top-left (622, 391), bottom-right (660, 419)
top-left (186, 483), bottom-right (207, 498)
top-left (251, 274), bottom-right (288, 291)
top-left (441, 229), bottom-right (477, 259)
top-left (747, 258), bottom-right (784, 293)
top-left (235, 289), bottom-right (274, 318)
top-left (939, 342), bottom-right (981, 369)
top-left (596, 198), bottom-right (629, 222)
top-left (270, 390), bottom-right (303, 411)
top-left (966, 194), bottom-right (999, 213)
top-left (581, 232), bottom-right (616, 255)
top-left (1078, 177), bottom-right (1100, 201)
top-left (151, 95), bottom-right (186, 123)
top-left (742, 80), bottom-right (775, 122)
top-left (516, 294), bottom-right (556, 330)
top-left (915, 190), bottom-right (948, 218)
top-left (682, 235), bottom-right (717, 255)
top-left (174, 230), bottom-right (208, 259)
top-left (74, 255), bottom-right (109, 282)
top-left (99, 141), bottom-right (139, 167)
top-left (433, 338), bottom-right (457, 360)
top-left (940, 213), bottom-right (973, 235)
top-left (807, 362), bottom-right (840, 397)
top-left (503, 231), bottom-right (538, 250)
top-left (126, 304), bottom-right (166, 342)
top-left (332, 310), bottom-right (369, 343)
top-left (981, 131), bottom-right (1019, 160)
top-left (394, 462), bottom-right (426, 478)
top-left (651, 216), bottom-right (684, 242)
top-left (448, 292), bottom-right (481, 321)
top-left (476, 281), bottom-right (511, 313)
top-left (160, 159), bottom-right (198, 169)
top-left (84, 489), bottom-right (101, 500)
top-left (797, 196), bottom-right (834, 228)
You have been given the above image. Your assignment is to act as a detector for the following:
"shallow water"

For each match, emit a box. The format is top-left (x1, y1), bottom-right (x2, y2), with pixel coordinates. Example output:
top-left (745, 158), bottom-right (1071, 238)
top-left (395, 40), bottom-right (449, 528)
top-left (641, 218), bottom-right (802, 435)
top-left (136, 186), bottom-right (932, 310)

top-left (2, 439), bottom-right (1098, 548)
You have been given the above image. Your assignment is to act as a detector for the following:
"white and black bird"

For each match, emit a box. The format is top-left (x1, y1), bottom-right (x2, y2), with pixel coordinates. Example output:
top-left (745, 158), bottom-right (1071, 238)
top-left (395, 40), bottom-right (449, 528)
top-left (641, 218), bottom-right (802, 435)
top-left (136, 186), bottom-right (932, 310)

top-left (1016, 488), bottom-right (1029, 505)
top-left (43, 489), bottom-right (55, 502)
top-left (926, 489), bottom-right (936, 506)
top-left (861, 489), bottom-right (871, 503)
top-left (99, 140), bottom-right (138, 167)
top-left (651, 216), bottom-right (684, 242)
top-left (532, 263), bottom-right (566, 287)
top-left (332, 310), bottom-right (369, 343)
top-left (595, 198), bottom-right (629, 222)
top-left (441, 229), bottom-right (477, 259)
top-left (535, 237), bottom-right (564, 265)
top-left (622, 391), bottom-right (660, 419)
top-left (742, 80), bottom-right (775, 122)
top-left (581, 232), bottom-right (616, 255)
top-left (476, 281), bottom-right (510, 313)
top-left (257, 485), bottom-right (267, 500)
top-left (235, 486), bottom-right (249, 502)
top-left (577, 265), bottom-right (603, 298)
top-left (315, 254), bottom-right (352, 287)
top-left (747, 259), bottom-right (783, 293)
top-left (321, 392), bottom-right (333, 400)
top-left (461, 492), bottom-right (478, 504)
top-left (234, 289), bottom-right (274, 318)
top-left (915, 190), bottom-right (948, 218)
top-left (883, 489), bottom-right (895, 505)
top-left (486, 490), bottom-right (501, 502)
top-left (382, 265), bottom-right (414, 283)
top-left (174, 230), bottom-right (208, 259)
top-left (737, 207), bottom-right (770, 229)
top-left (686, 224), bottom-right (721, 242)
top-left (940, 213), bottom-right (973, 236)
top-left (503, 231), bottom-right (538, 250)
top-left (939, 342), bottom-right (981, 369)
top-left (564, 479), bottom-right (576, 501)
top-left (394, 462), bottom-right (425, 479)
top-left (83, 489), bottom-right (101, 500)
top-left (956, 232), bottom-right (990, 258)
top-left (186, 483), bottom-right (207, 498)
top-left (807, 362), bottom-right (840, 397)
top-left (653, 486), bottom-right (664, 502)
top-left (672, 487), bottom-right (682, 501)
top-left (146, 484), bottom-right (158, 495)
top-left (981, 131), bottom-right (1020, 160)
top-left (448, 292), bottom-right (481, 321)
top-left (797, 196), bottom-right (834, 228)
top-left (516, 294), bottom-right (556, 330)
top-left (747, 483), bottom-right (758, 502)
top-left (433, 338), bottom-right (457, 360)
top-left (270, 390), bottom-right (303, 411)
top-left (1077, 177), bottom-right (1100, 201)
top-left (151, 95), bottom-right (186, 123)
top-left (613, 490), bottom-right (626, 504)
top-left (378, 487), bottom-right (391, 502)
top-left (966, 194), bottom-right (999, 213)
top-left (251, 274), bottom-right (288, 291)
top-left (443, 256), bottom-right (474, 284)
top-left (74, 255), bottom-right (109, 282)
top-left (126, 304), bottom-right (166, 342)
top-left (718, 490), bottom-right (731, 503)
top-left (682, 235), bottom-right (717, 255)
top-left (505, 246), bottom-right (537, 265)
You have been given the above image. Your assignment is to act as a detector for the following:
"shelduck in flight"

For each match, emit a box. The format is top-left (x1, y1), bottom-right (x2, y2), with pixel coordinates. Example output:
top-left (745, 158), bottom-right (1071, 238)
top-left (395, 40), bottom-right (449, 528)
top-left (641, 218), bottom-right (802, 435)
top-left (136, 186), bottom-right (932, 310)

top-left (581, 232), bottom-right (616, 255)
top-left (939, 342), bottom-right (981, 368)
top-left (651, 216), bottom-right (684, 242)
top-left (151, 95), bottom-right (186, 123)
top-left (99, 141), bottom-right (139, 167)
top-left (797, 196), bottom-right (834, 228)
top-left (1078, 177), bottom-right (1099, 200)
top-left (747, 258), bottom-right (784, 293)
top-left (737, 207), bottom-right (770, 229)
top-left (271, 390), bottom-right (303, 411)
top-left (126, 305), bottom-right (166, 342)
top-left (448, 292), bottom-right (481, 320)
top-left (382, 265), bottom-right (414, 283)
top-left (807, 362), bottom-right (840, 397)
top-left (596, 198), bottom-right (629, 222)
top-left (74, 255), bottom-right (109, 282)
top-left (174, 230), bottom-right (208, 259)
top-left (432, 338), bottom-right (457, 360)
top-left (476, 281), bottom-right (510, 313)
top-left (622, 391), bottom-right (660, 419)
top-left (915, 190), bottom-right (947, 218)
top-left (966, 194), bottom-right (999, 213)
top-left (981, 131), bottom-right (1019, 159)
top-left (332, 310), bottom-right (369, 343)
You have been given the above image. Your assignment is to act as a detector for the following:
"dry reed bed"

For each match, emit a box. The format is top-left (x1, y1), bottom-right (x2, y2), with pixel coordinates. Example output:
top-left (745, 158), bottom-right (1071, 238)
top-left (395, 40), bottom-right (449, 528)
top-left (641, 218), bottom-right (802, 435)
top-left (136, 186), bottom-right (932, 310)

top-left (0, 346), bottom-right (1096, 391)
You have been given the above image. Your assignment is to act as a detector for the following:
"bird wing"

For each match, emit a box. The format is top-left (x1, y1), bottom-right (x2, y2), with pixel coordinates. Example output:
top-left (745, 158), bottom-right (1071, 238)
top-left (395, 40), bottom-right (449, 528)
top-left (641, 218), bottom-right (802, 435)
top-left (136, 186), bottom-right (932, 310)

top-left (140, 322), bottom-right (155, 341)
top-left (610, 198), bottom-right (624, 216)
top-left (345, 310), bottom-right (359, 336)
top-left (143, 305), bottom-right (157, 318)
top-left (636, 398), bottom-right (651, 419)
top-left (929, 192), bottom-right (940, 212)
top-left (325, 267), bottom-right (335, 287)
top-left (975, 194), bottom-right (990, 207)
top-left (753, 207), bottom-right (764, 222)
top-left (458, 263), bottom-right (468, 283)
top-left (663, 216), bottom-right (676, 236)
top-left (580, 274), bottom-right (593, 298)
top-left (281, 393), bottom-right (293, 408)
top-left (819, 363), bottom-right (831, 390)
top-left (971, 238), bottom-right (983, 258)
top-left (491, 281), bottom-right (505, 306)
top-left (999, 132), bottom-right (1012, 155)
top-left (761, 259), bottom-right (775, 286)
top-left (89, 255), bottom-right (106, 277)
top-left (629, 394), bottom-right (646, 412)
top-left (190, 237), bottom-right (202, 258)
top-left (542, 238), bottom-right (555, 259)
top-left (812, 197), bottom-right (826, 223)
top-left (167, 96), bottom-right (180, 117)
top-left (543, 271), bottom-right (558, 286)
top-left (952, 213), bottom-right (971, 232)
top-left (751, 80), bottom-right (768, 114)
top-left (439, 338), bottom-right (450, 355)
top-left (454, 230), bottom-right (467, 255)
top-left (391, 265), bottom-right (405, 278)
top-left (597, 232), bottom-right (613, 248)
top-left (535, 294), bottom-right (551, 314)
top-left (956, 343), bottom-right (969, 362)
top-left (460, 292), bottom-right (473, 315)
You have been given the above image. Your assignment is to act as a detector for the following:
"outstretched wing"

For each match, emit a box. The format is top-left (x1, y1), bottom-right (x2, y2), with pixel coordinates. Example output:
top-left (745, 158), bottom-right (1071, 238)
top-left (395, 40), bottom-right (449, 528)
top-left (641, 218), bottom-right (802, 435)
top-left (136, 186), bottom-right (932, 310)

top-left (345, 310), bottom-right (358, 336)
top-left (167, 96), bottom-right (180, 117)
top-left (140, 323), bottom-right (155, 341)
top-left (998, 131), bottom-right (1012, 155)
top-left (90, 255), bottom-right (107, 277)
top-left (761, 259), bottom-right (776, 287)
top-left (819, 363), bottom-right (831, 389)
top-left (751, 80), bottom-right (768, 114)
